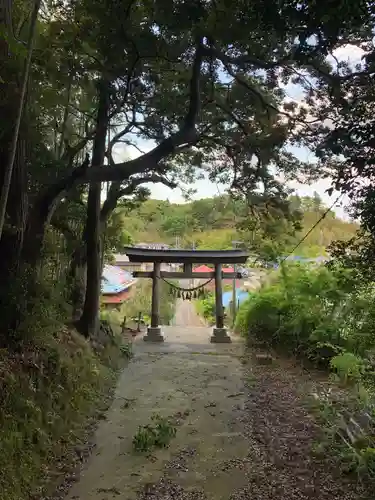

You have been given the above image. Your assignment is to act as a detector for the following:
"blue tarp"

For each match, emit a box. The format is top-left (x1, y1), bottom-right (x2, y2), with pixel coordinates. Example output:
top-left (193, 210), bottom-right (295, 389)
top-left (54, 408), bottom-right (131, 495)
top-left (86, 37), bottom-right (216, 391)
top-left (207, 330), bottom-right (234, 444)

top-left (284, 255), bottom-right (329, 262)
top-left (265, 255), bottom-right (329, 269)
top-left (222, 289), bottom-right (250, 308)
top-left (101, 264), bottom-right (137, 295)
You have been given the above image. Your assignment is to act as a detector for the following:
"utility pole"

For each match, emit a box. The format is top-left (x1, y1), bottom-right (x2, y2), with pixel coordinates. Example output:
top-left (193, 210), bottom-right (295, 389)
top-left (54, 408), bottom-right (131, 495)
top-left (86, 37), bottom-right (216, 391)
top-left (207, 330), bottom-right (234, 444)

top-left (231, 240), bottom-right (242, 327)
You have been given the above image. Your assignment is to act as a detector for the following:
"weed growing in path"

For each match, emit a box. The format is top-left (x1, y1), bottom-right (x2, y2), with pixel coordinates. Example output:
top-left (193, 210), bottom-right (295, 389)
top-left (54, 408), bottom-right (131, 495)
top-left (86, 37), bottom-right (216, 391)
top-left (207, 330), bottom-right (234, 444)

top-left (119, 342), bottom-right (133, 359)
top-left (132, 415), bottom-right (177, 452)
top-left (120, 398), bottom-right (136, 409)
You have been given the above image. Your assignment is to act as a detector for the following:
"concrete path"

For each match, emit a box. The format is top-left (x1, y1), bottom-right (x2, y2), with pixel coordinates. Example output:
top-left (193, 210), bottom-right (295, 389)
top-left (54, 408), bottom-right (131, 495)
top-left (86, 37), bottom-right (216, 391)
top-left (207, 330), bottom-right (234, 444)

top-left (171, 300), bottom-right (205, 328)
top-left (64, 305), bottom-right (367, 500)
top-left (65, 324), bottom-right (245, 500)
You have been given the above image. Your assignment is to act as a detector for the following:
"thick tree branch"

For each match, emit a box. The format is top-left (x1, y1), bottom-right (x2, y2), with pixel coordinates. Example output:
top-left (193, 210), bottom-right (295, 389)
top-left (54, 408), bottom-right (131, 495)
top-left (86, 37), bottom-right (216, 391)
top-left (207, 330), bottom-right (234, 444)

top-left (184, 37), bottom-right (204, 129)
top-left (100, 174), bottom-right (177, 222)
top-left (35, 39), bottom-right (205, 224)
top-left (32, 153), bottom-right (90, 226)
top-left (203, 45), bottom-right (294, 70)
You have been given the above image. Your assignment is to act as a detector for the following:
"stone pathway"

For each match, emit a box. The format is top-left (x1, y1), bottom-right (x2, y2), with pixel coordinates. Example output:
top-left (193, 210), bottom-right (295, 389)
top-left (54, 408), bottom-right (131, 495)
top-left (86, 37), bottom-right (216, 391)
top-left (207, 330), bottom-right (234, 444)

top-left (64, 306), bottom-right (369, 500)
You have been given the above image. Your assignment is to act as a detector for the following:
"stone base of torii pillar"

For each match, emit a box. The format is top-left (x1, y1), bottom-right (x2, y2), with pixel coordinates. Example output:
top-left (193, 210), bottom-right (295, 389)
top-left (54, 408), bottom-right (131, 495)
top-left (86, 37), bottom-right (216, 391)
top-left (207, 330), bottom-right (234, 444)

top-left (210, 327), bottom-right (232, 343)
top-left (143, 326), bottom-right (165, 342)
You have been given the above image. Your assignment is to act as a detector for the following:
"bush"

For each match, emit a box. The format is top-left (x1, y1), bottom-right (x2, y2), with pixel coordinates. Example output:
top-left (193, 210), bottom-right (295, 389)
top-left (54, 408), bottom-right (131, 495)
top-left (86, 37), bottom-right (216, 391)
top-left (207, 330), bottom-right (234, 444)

top-left (236, 262), bottom-right (375, 480)
top-left (132, 415), bottom-right (176, 452)
top-left (0, 316), bottom-right (129, 500)
top-left (233, 293), bottom-right (256, 334)
top-left (195, 292), bottom-right (216, 325)
top-left (235, 263), bottom-right (375, 367)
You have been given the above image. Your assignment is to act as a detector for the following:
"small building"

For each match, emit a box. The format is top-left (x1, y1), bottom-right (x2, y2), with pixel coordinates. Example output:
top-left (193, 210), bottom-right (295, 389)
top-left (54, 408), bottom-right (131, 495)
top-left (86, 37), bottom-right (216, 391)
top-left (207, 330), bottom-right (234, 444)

top-left (101, 264), bottom-right (137, 308)
top-left (193, 265), bottom-right (242, 289)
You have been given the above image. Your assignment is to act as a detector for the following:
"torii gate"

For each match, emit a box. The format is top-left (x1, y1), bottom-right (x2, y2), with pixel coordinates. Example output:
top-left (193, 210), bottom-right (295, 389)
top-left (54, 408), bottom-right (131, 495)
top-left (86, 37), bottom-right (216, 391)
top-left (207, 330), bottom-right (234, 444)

top-left (124, 247), bottom-right (249, 343)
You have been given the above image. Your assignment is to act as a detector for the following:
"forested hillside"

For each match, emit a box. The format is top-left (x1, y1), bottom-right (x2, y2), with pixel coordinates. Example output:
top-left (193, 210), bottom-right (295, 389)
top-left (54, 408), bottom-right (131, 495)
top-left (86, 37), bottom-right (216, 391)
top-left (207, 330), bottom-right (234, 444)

top-left (119, 193), bottom-right (358, 258)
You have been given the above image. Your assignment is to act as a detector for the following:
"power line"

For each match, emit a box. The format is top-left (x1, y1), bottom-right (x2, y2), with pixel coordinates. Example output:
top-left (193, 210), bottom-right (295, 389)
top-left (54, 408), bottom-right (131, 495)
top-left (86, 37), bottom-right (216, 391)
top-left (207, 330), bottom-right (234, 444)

top-left (279, 192), bottom-right (345, 265)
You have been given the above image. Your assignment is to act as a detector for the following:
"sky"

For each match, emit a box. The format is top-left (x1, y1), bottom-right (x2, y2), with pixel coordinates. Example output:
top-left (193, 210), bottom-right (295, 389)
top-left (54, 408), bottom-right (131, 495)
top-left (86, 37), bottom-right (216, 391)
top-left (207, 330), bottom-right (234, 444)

top-left (112, 44), bottom-right (366, 221)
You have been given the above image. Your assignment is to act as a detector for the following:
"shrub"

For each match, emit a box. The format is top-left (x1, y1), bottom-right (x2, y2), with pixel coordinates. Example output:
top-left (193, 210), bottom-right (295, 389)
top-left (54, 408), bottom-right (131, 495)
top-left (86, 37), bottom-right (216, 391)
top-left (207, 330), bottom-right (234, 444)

top-left (235, 263), bottom-right (375, 366)
top-left (330, 352), bottom-right (366, 385)
top-left (0, 313), bottom-right (129, 500)
top-left (236, 262), bottom-right (375, 481)
top-left (195, 292), bottom-right (216, 324)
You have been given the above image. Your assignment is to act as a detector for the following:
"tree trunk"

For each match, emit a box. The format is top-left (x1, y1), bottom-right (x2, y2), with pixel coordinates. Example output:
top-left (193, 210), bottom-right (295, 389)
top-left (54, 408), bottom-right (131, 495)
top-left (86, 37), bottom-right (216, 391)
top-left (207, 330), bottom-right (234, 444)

top-left (69, 245), bottom-right (88, 320)
top-left (0, 1), bottom-right (31, 345)
top-left (76, 78), bottom-right (109, 338)
top-left (57, 62), bottom-right (75, 159)
top-left (0, 0), bottom-right (41, 239)
top-left (0, 133), bottom-right (29, 347)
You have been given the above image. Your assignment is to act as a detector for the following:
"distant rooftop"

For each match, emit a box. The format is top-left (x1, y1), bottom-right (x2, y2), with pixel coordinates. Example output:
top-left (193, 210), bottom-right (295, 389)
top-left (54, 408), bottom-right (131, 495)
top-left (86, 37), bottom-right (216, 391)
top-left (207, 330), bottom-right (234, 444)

top-left (124, 247), bottom-right (249, 264)
top-left (113, 253), bottom-right (129, 263)
top-left (134, 243), bottom-right (170, 250)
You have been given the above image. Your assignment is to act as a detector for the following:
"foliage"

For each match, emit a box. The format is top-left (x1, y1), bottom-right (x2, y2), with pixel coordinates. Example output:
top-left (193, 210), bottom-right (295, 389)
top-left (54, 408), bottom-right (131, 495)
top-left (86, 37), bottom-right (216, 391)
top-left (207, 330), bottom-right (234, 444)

top-left (2, 0), bottom-right (375, 493)
top-left (104, 210), bottom-right (134, 255)
top-left (2, 0), bottom-right (370, 344)
top-left (118, 342), bottom-right (133, 360)
top-left (195, 292), bottom-right (216, 325)
top-left (310, 385), bottom-right (375, 481)
top-left (330, 353), bottom-right (366, 385)
top-left (0, 321), bottom-right (129, 500)
top-left (124, 195), bottom-right (357, 259)
top-left (236, 262), bottom-right (375, 479)
top-left (234, 294), bottom-right (257, 335)
top-left (132, 415), bottom-right (176, 453)
top-left (235, 263), bottom-right (375, 365)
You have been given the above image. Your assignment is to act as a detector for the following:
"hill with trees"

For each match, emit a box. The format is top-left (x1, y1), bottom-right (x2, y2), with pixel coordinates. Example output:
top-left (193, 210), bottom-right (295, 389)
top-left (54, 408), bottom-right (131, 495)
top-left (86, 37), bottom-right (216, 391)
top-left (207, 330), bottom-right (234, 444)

top-left (117, 193), bottom-right (358, 259)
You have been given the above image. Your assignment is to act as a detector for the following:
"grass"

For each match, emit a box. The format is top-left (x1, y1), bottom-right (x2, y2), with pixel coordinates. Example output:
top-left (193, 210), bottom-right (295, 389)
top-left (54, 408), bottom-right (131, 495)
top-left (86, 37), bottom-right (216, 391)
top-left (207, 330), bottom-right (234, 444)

top-left (307, 383), bottom-right (375, 483)
top-left (132, 415), bottom-right (177, 452)
top-left (0, 323), bottom-right (131, 500)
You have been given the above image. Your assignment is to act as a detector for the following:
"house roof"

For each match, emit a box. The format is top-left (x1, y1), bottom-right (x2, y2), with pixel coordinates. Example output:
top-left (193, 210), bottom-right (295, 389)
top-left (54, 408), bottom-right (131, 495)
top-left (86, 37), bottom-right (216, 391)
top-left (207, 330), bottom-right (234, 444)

top-left (101, 288), bottom-right (132, 304)
top-left (113, 253), bottom-right (130, 263)
top-left (222, 267), bottom-right (234, 273)
top-left (193, 265), bottom-right (212, 273)
top-left (101, 264), bottom-right (137, 295)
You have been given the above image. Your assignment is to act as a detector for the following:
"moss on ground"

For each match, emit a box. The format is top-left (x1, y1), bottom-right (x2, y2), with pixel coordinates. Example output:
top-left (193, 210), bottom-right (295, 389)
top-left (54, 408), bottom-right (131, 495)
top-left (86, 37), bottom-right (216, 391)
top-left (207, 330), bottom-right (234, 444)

top-left (0, 325), bottom-right (130, 500)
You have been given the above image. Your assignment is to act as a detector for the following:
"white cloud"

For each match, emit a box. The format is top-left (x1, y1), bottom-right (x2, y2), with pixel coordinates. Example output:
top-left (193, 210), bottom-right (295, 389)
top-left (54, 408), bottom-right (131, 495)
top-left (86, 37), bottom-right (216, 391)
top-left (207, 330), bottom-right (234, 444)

top-left (112, 137), bottom-right (155, 163)
top-left (331, 44), bottom-right (366, 64)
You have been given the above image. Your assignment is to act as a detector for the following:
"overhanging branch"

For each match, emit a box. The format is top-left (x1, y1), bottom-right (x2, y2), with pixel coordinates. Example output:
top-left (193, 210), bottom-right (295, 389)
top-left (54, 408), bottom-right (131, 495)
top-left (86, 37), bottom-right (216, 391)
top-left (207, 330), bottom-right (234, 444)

top-left (32, 38), bottom-right (205, 230)
top-left (203, 45), bottom-right (294, 70)
top-left (100, 174), bottom-right (177, 222)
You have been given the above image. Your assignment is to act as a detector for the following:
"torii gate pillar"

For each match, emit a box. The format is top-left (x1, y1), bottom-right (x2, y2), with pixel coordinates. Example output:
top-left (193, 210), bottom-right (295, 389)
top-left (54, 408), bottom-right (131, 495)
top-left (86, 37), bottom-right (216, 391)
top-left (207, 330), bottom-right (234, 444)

top-left (144, 262), bottom-right (165, 342)
top-left (211, 263), bottom-right (231, 343)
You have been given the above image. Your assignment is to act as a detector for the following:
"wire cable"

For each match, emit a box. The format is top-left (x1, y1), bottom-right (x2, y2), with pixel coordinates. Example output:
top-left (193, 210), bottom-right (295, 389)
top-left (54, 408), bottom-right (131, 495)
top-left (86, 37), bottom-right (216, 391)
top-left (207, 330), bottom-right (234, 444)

top-left (278, 192), bottom-right (345, 265)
